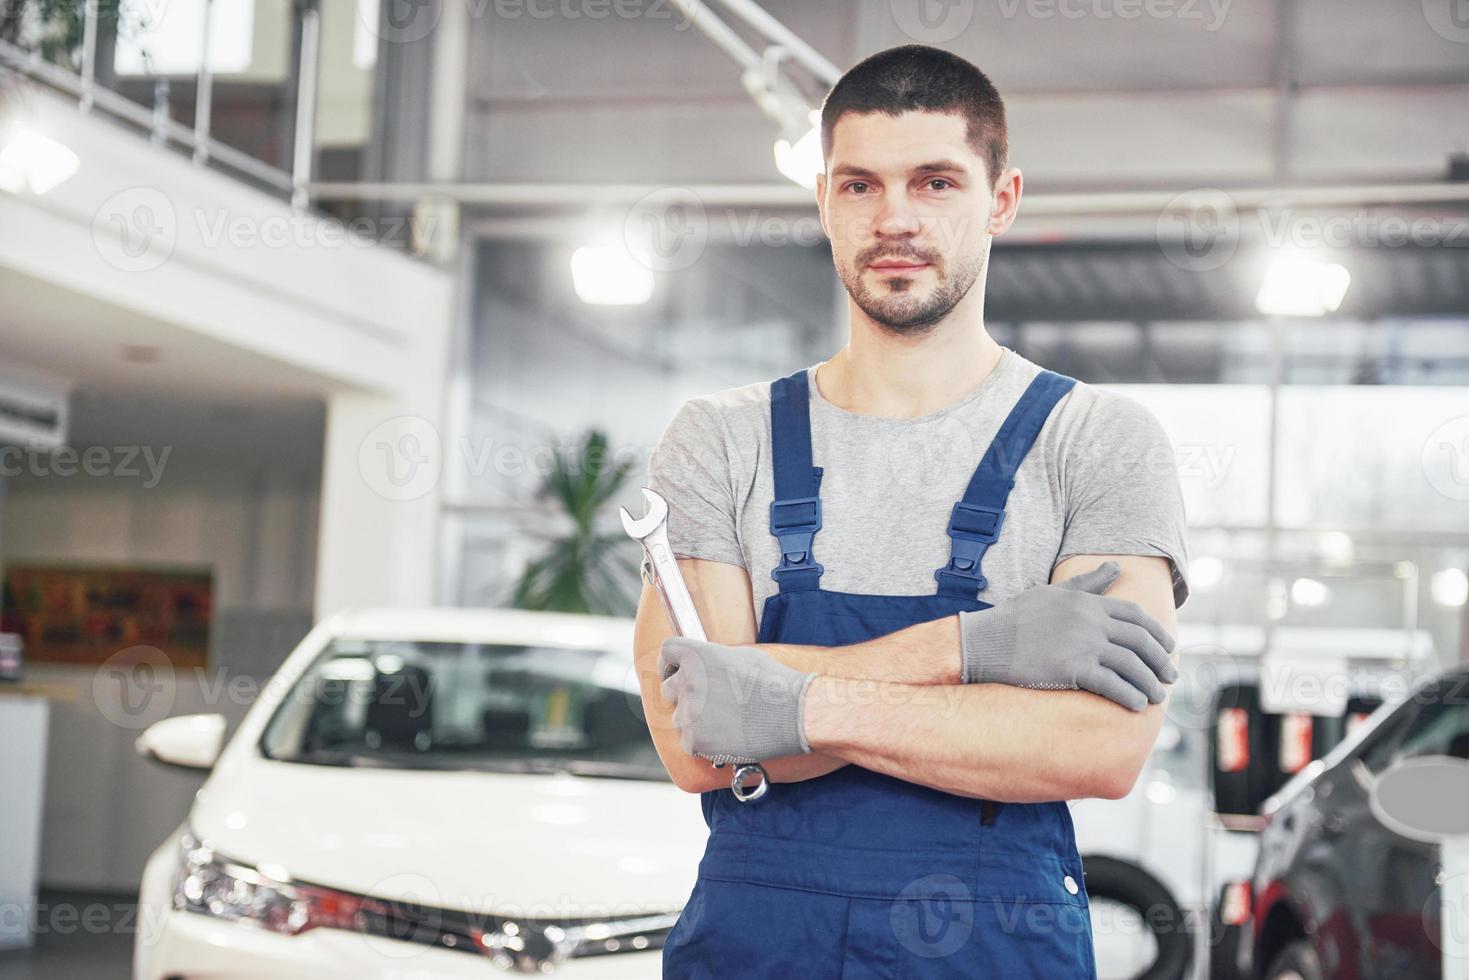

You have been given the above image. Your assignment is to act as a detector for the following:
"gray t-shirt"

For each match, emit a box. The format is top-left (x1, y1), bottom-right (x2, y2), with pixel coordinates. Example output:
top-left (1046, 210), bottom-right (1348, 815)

top-left (646, 346), bottom-right (1190, 633)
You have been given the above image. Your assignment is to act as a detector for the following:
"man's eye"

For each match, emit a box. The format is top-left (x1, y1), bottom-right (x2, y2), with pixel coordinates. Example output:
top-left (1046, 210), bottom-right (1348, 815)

top-left (845, 182), bottom-right (870, 194)
top-left (927, 178), bottom-right (954, 191)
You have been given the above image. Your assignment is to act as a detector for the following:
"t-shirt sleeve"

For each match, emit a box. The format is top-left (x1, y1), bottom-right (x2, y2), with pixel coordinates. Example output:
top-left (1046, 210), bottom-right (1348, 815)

top-left (644, 398), bottom-right (746, 569)
top-left (1055, 392), bottom-right (1191, 608)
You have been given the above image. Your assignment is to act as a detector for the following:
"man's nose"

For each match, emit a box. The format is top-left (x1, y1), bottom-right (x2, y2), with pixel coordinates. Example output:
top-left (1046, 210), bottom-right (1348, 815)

top-left (872, 189), bottom-right (921, 239)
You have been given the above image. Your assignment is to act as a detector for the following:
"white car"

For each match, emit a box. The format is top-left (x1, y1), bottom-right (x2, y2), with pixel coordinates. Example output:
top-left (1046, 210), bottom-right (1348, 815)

top-left (133, 607), bottom-right (709, 979)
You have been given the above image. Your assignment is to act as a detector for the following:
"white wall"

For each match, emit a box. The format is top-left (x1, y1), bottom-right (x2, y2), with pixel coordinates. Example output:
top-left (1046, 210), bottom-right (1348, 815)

top-left (1, 397), bottom-right (321, 891)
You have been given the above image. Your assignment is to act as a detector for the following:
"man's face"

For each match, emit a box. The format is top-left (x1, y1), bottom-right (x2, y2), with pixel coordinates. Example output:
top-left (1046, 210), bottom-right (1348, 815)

top-left (817, 110), bottom-right (999, 336)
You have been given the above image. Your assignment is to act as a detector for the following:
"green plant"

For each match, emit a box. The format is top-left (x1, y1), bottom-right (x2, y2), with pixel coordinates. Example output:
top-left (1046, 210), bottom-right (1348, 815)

top-left (510, 429), bottom-right (641, 616)
top-left (0, 1), bottom-right (137, 73)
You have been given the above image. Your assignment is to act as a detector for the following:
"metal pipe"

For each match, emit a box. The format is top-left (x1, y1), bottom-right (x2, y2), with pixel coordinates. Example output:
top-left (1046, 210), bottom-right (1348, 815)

top-left (194, 0), bottom-right (215, 165)
top-left (710, 0), bottom-right (840, 84)
top-left (79, 0), bottom-right (98, 112)
top-left (663, 0), bottom-right (762, 74)
top-left (291, 2), bottom-right (322, 210)
top-left (305, 178), bottom-right (1469, 212)
top-left (150, 78), bottom-right (169, 147)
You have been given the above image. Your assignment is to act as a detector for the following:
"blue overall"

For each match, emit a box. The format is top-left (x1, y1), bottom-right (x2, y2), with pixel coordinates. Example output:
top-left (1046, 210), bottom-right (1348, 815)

top-left (662, 366), bottom-right (1097, 979)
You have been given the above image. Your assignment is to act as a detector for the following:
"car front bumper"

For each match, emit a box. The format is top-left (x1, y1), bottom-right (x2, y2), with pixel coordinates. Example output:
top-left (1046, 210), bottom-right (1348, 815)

top-left (135, 904), bottom-right (666, 979)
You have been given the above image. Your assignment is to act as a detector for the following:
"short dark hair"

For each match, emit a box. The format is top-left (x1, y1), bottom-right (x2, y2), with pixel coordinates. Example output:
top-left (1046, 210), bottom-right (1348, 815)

top-left (820, 44), bottom-right (1008, 189)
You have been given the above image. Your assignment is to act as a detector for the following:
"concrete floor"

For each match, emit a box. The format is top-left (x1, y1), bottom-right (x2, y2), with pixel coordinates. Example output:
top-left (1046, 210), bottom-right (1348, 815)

top-left (0, 891), bottom-right (136, 980)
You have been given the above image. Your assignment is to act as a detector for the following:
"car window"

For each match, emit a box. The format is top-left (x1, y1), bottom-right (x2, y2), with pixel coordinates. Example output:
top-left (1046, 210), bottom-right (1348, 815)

top-left (259, 638), bottom-right (667, 779)
top-left (1358, 705), bottom-right (1421, 774)
top-left (1367, 676), bottom-right (1469, 771)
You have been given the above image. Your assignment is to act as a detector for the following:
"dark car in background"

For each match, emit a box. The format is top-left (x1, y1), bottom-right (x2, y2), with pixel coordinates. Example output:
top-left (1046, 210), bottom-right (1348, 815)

top-left (1235, 666), bottom-right (1469, 980)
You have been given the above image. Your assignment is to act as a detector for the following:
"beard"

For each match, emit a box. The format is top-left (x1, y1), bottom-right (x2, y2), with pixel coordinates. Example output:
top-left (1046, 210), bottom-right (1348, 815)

top-left (836, 247), bottom-right (985, 336)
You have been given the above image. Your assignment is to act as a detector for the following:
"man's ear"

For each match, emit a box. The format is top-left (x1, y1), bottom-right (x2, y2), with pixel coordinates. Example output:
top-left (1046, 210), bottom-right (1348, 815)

top-left (815, 171), bottom-right (829, 240)
top-left (988, 166), bottom-right (1023, 236)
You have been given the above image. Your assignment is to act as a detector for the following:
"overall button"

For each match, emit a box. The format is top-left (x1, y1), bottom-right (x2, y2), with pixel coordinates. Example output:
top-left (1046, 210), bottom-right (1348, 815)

top-left (1063, 875), bottom-right (1079, 895)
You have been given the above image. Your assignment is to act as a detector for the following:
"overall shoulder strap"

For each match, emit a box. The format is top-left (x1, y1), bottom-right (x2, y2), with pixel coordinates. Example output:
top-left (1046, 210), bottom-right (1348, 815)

top-left (934, 370), bottom-right (1078, 599)
top-left (769, 368), bottom-right (824, 593)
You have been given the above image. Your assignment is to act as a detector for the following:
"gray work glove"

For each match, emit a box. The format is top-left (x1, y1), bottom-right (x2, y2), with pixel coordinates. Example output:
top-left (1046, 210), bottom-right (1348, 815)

top-left (657, 637), bottom-right (816, 764)
top-left (958, 561), bottom-right (1179, 711)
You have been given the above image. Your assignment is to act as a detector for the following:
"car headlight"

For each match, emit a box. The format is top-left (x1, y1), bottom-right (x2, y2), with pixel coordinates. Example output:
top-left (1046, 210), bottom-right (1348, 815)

top-left (170, 827), bottom-right (681, 972)
top-left (172, 828), bottom-right (373, 936)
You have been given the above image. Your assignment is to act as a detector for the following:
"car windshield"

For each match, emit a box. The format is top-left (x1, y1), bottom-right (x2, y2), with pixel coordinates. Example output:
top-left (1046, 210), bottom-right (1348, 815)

top-left (259, 637), bottom-right (667, 780)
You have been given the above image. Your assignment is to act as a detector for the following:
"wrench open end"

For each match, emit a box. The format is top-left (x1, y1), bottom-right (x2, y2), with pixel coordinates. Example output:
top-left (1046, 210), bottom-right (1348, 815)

top-left (619, 487), bottom-right (668, 541)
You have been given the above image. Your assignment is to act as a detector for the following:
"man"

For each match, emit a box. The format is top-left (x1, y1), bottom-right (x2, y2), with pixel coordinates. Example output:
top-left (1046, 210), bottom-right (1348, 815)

top-left (636, 44), bottom-right (1190, 978)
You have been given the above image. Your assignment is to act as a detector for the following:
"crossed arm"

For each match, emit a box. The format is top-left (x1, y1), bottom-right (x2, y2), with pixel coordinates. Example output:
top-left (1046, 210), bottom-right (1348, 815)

top-left (631, 552), bottom-right (1179, 804)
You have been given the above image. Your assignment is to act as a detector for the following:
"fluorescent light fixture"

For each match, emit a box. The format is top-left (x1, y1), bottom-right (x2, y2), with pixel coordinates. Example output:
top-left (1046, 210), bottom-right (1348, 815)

top-left (1289, 577), bottom-right (1330, 608)
top-left (0, 128), bottom-right (80, 194)
top-left (1319, 530), bottom-right (1354, 566)
top-left (1255, 254), bottom-right (1351, 317)
top-left (1431, 568), bottom-right (1468, 608)
top-left (570, 245), bottom-right (654, 305)
top-left (1190, 555), bottom-right (1224, 591)
top-left (774, 110), bottom-right (822, 189)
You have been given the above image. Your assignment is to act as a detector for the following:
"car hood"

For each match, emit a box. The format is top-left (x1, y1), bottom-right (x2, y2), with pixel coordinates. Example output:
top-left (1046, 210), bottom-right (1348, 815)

top-left (190, 757), bottom-right (709, 916)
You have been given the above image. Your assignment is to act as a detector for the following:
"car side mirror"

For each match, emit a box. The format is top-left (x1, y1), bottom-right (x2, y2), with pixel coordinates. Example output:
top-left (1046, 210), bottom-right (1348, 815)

top-left (136, 713), bottom-right (226, 771)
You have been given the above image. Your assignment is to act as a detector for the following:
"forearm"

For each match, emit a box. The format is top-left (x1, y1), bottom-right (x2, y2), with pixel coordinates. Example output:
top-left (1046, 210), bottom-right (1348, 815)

top-left (801, 675), bottom-right (1166, 803)
top-left (675, 750), bottom-right (848, 794)
top-left (755, 615), bottom-right (962, 685)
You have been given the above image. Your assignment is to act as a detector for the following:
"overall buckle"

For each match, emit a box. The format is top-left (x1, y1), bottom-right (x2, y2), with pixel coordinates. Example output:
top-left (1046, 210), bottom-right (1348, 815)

top-left (770, 496), bottom-right (823, 582)
top-left (933, 502), bottom-right (1004, 591)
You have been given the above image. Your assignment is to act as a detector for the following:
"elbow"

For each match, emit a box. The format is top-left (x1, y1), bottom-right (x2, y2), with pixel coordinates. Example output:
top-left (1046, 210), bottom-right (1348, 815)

top-left (1088, 750), bottom-right (1150, 800)
top-left (669, 759), bottom-right (721, 795)
top-left (1090, 764), bottom-right (1140, 801)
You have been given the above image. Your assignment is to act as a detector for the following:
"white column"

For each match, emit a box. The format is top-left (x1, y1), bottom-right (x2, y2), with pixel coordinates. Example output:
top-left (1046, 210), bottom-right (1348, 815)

top-left (314, 387), bottom-right (447, 618)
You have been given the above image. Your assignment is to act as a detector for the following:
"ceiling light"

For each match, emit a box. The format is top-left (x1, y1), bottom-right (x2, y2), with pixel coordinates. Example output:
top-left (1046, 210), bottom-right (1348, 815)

top-left (774, 111), bottom-right (822, 190)
top-left (1290, 577), bottom-right (1331, 608)
top-left (570, 245), bottom-right (654, 306)
top-left (0, 128), bottom-right (80, 195)
top-left (1255, 254), bottom-right (1351, 317)
top-left (1431, 568), bottom-right (1467, 608)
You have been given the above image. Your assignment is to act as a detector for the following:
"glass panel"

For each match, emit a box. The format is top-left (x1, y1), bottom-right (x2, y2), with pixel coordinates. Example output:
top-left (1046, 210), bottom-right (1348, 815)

top-left (261, 638), bottom-right (666, 778)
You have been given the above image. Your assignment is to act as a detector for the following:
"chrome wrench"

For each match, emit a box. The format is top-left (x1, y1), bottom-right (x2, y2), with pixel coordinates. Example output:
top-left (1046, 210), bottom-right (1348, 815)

top-left (620, 487), bottom-right (769, 803)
